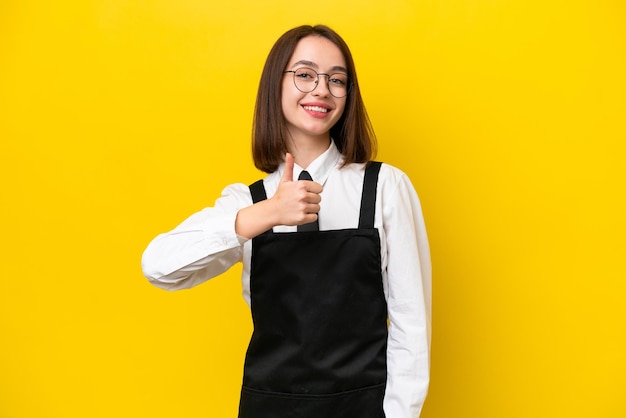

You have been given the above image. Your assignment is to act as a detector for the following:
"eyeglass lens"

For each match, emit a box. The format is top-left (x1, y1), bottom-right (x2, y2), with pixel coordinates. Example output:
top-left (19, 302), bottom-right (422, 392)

top-left (292, 67), bottom-right (349, 98)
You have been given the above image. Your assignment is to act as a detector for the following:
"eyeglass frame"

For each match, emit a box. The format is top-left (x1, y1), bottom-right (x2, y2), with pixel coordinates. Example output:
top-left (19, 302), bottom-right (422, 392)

top-left (283, 67), bottom-right (352, 98)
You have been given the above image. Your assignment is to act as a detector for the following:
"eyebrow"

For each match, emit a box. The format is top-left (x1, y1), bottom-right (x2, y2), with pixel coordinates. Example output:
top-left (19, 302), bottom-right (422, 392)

top-left (291, 60), bottom-right (348, 74)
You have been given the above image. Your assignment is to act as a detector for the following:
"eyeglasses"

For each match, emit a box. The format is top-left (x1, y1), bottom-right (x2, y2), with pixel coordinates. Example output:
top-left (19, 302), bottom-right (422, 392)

top-left (284, 67), bottom-right (350, 98)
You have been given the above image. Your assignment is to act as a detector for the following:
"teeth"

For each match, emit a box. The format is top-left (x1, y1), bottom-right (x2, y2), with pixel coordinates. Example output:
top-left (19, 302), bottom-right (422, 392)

top-left (303, 105), bottom-right (329, 113)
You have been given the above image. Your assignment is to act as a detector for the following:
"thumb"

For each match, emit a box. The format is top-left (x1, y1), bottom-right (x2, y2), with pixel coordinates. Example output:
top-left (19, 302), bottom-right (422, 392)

top-left (281, 152), bottom-right (294, 183)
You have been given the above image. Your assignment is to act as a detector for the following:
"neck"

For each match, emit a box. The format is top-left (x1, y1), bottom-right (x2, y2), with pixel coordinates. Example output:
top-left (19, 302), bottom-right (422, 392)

top-left (287, 133), bottom-right (331, 169)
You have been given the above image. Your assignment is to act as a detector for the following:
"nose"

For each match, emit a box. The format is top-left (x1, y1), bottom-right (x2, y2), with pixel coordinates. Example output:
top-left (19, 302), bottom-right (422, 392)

top-left (312, 74), bottom-right (331, 97)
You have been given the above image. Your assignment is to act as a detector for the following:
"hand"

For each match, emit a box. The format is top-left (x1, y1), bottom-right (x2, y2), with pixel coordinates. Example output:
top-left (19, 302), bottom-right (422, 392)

top-left (271, 153), bottom-right (323, 226)
top-left (234, 153), bottom-right (323, 239)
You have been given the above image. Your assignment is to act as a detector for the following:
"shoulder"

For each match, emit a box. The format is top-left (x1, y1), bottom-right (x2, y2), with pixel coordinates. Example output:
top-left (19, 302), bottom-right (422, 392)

top-left (215, 182), bottom-right (255, 209)
top-left (220, 182), bottom-right (251, 196)
top-left (372, 162), bottom-right (423, 209)
top-left (335, 161), bottom-right (416, 196)
top-left (334, 161), bottom-right (412, 184)
top-left (377, 162), bottom-right (414, 188)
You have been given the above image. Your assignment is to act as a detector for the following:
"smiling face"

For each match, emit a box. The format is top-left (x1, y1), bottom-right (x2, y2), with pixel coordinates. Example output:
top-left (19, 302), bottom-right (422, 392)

top-left (281, 36), bottom-right (348, 147)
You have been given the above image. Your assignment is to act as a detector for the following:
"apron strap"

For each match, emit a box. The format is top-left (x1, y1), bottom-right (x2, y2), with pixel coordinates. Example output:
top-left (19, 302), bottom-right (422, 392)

top-left (358, 161), bottom-right (382, 229)
top-left (249, 179), bottom-right (267, 203)
top-left (249, 161), bottom-right (383, 229)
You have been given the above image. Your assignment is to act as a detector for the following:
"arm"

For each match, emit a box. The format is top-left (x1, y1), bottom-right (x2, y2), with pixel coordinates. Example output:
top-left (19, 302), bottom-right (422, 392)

top-left (382, 169), bottom-right (432, 417)
top-left (141, 183), bottom-right (252, 291)
top-left (142, 154), bottom-right (323, 291)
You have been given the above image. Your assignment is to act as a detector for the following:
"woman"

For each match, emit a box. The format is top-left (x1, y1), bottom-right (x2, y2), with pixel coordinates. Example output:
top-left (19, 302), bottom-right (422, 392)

top-left (142, 24), bottom-right (431, 418)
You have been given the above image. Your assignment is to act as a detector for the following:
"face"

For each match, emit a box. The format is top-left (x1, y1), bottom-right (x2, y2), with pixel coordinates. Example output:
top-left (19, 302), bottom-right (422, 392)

top-left (281, 36), bottom-right (348, 145)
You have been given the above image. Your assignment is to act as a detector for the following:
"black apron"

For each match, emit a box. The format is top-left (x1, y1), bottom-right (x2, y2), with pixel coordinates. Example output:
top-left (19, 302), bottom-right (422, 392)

top-left (239, 162), bottom-right (387, 418)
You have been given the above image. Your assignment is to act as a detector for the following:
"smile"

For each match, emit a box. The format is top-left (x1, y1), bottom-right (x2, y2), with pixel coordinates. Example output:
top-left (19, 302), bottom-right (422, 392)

top-left (302, 105), bottom-right (329, 113)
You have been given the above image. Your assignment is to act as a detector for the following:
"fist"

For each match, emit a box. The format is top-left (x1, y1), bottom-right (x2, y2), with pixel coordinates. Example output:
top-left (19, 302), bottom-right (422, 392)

top-left (273, 153), bottom-right (323, 226)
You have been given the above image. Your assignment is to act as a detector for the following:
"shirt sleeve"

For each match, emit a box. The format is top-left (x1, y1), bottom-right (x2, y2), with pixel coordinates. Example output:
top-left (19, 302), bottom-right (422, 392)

top-left (381, 167), bottom-right (432, 418)
top-left (141, 183), bottom-right (253, 291)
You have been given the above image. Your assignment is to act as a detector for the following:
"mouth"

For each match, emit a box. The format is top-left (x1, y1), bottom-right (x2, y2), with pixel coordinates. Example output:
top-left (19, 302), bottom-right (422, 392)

top-left (302, 105), bottom-right (330, 114)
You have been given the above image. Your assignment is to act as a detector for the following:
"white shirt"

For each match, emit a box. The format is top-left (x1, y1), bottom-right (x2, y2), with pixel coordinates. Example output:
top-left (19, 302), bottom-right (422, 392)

top-left (141, 141), bottom-right (432, 418)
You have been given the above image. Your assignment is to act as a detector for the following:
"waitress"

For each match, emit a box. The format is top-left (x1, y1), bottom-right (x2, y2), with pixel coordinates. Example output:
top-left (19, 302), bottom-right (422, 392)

top-left (142, 24), bottom-right (431, 418)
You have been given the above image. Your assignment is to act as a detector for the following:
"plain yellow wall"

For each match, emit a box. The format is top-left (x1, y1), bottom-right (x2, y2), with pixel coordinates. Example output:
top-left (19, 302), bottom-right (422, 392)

top-left (1, 1), bottom-right (625, 417)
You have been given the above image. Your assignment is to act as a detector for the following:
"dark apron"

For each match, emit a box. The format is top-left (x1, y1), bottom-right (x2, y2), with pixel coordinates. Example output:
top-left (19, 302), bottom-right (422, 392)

top-left (239, 162), bottom-right (387, 418)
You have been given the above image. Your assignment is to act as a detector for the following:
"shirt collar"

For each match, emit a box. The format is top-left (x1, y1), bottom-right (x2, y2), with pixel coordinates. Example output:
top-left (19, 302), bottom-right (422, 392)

top-left (292, 140), bottom-right (342, 186)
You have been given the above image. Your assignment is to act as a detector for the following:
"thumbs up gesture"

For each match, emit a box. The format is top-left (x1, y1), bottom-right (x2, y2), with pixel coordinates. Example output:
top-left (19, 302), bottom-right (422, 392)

top-left (235, 153), bottom-right (322, 238)
top-left (274, 153), bottom-right (323, 226)
top-left (235, 153), bottom-right (323, 239)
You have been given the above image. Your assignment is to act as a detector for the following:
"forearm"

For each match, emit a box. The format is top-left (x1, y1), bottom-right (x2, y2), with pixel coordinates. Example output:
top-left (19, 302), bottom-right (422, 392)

top-left (142, 182), bottom-right (258, 289)
top-left (142, 208), bottom-right (244, 290)
top-left (384, 301), bottom-right (431, 417)
top-left (235, 198), bottom-right (281, 239)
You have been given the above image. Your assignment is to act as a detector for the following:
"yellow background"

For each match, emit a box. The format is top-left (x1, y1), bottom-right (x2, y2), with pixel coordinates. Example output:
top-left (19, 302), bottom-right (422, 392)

top-left (1, 1), bottom-right (625, 417)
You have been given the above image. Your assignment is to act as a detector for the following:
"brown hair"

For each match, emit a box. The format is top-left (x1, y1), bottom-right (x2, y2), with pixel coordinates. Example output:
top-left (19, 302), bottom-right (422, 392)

top-left (252, 25), bottom-right (377, 173)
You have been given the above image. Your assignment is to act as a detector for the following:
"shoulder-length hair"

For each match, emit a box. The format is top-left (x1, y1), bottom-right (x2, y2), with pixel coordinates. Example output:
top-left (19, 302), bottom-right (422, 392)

top-left (252, 25), bottom-right (377, 173)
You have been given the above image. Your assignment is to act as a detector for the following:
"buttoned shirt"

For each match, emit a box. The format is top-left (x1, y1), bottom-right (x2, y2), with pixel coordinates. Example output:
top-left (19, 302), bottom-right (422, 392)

top-left (142, 141), bottom-right (432, 418)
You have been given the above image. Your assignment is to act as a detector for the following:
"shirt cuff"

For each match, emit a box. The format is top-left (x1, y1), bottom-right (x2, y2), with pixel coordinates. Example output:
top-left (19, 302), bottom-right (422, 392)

top-left (236, 233), bottom-right (250, 245)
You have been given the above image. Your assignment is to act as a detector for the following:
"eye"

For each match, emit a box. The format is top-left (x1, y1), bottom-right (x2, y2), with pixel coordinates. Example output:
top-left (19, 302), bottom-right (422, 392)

top-left (295, 68), bottom-right (317, 80)
top-left (329, 74), bottom-right (348, 86)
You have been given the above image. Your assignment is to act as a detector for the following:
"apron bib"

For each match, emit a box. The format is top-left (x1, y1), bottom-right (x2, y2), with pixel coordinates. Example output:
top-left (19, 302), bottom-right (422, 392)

top-left (239, 162), bottom-right (387, 418)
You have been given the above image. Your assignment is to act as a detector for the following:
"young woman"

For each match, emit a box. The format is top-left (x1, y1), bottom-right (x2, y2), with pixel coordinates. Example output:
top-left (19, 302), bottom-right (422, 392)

top-left (142, 25), bottom-right (431, 418)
